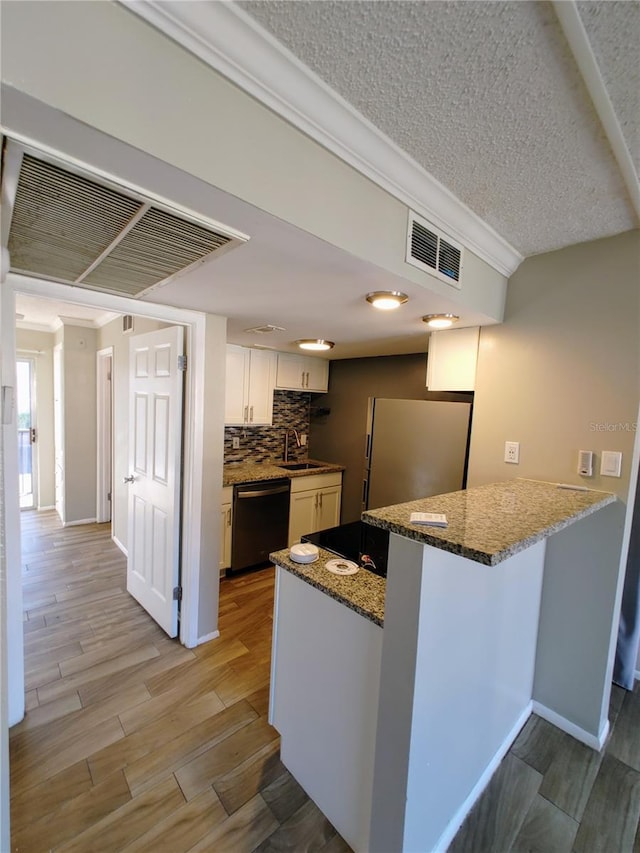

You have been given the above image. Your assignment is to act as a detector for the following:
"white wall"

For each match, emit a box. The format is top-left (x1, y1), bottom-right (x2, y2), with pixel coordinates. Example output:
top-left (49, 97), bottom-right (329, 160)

top-left (16, 328), bottom-right (55, 509)
top-left (0, 0), bottom-right (506, 321)
top-left (97, 315), bottom-right (169, 551)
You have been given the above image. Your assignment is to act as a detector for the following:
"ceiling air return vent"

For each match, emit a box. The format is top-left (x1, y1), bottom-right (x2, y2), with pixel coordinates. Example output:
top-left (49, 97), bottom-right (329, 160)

top-left (7, 152), bottom-right (248, 297)
top-left (406, 212), bottom-right (463, 289)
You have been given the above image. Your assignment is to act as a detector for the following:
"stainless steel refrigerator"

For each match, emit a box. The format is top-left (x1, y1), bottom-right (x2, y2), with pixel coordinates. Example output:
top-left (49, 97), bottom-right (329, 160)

top-left (362, 398), bottom-right (472, 510)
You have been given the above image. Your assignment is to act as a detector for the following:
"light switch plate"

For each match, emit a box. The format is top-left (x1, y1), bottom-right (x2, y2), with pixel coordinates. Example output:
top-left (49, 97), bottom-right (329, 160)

top-left (601, 450), bottom-right (622, 477)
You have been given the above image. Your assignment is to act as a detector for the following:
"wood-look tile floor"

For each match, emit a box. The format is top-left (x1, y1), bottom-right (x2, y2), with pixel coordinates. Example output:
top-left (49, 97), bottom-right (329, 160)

top-left (449, 681), bottom-right (640, 853)
top-left (12, 511), bottom-right (639, 852)
top-left (11, 510), bottom-right (350, 853)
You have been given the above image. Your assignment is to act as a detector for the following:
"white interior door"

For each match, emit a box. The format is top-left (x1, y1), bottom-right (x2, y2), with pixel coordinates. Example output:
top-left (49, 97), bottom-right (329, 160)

top-left (127, 326), bottom-right (184, 636)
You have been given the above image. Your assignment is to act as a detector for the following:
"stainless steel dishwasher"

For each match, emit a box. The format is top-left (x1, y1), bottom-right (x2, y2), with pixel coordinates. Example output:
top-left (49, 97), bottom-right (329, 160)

top-left (230, 478), bottom-right (291, 574)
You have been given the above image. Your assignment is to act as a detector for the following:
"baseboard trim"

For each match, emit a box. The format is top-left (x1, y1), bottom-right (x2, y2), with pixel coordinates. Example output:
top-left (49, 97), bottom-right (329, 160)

top-left (196, 630), bottom-right (220, 646)
top-left (433, 702), bottom-right (533, 852)
top-left (531, 701), bottom-right (609, 750)
top-left (37, 505), bottom-right (55, 511)
top-left (62, 517), bottom-right (96, 528)
top-left (112, 535), bottom-right (128, 557)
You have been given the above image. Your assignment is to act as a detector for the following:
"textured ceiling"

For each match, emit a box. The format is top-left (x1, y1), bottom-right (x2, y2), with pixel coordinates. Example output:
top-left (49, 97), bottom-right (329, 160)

top-left (240, 0), bottom-right (638, 257)
top-left (577, 1), bottom-right (640, 173)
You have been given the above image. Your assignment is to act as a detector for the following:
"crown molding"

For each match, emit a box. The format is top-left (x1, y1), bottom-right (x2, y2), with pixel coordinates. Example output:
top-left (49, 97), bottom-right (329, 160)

top-left (16, 320), bottom-right (57, 333)
top-left (552, 1), bottom-right (640, 221)
top-left (121, 0), bottom-right (522, 277)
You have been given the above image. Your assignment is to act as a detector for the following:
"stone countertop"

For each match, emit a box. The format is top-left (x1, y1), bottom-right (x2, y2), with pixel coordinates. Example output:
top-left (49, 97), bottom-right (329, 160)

top-left (362, 479), bottom-right (616, 566)
top-left (222, 459), bottom-right (344, 487)
top-left (269, 547), bottom-right (386, 628)
top-left (222, 460), bottom-right (344, 487)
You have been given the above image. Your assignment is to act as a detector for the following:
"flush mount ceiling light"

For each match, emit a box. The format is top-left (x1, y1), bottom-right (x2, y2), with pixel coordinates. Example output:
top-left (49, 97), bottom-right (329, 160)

top-left (296, 339), bottom-right (335, 351)
top-left (365, 291), bottom-right (409, 310)
top-left (422, 313), bottom-right (460, 329)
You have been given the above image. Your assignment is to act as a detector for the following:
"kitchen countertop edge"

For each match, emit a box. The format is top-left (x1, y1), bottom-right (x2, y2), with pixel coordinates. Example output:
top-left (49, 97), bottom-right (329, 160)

top-left (269, 547), bottom-right (386, 628)
top-left (362, 480), bottom-right (617, 566)
top-left (223, 460), bottom-right (344, 487)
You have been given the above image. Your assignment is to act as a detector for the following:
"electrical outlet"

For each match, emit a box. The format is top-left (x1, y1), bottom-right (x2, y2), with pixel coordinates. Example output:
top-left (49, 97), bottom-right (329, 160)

top-left (232, 436), bottom-right (240, 449)
top-left (300, 433), bottom-right (307, 446)
top-left (504, 441), bottom-right (520, 464)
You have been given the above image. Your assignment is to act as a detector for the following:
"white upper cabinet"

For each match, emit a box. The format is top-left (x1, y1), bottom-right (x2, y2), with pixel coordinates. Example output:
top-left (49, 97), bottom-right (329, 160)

top-left (426, 327), bottom-right (479, 391)
top-left (276, 353), bottom-right (329, 392)
top-left (225, 345), bottom-right (276, 426)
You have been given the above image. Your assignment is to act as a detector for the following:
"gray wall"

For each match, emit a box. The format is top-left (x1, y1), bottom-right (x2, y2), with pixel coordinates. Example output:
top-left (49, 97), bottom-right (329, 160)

top-left (59, 324), bottom-right (97, 524)
top-left (468, 230), bottom-right (640, 720)
top-left (16, 329), bottom-right (55, 509)
top-left (309, 353), bottom-right (472, 523)
top-left (468, 230), bottom-right (639, 499)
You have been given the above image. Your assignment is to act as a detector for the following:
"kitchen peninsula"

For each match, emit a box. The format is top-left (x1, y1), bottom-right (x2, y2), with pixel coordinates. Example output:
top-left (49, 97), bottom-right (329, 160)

top-left (269, 479), bottom-right (617, 853)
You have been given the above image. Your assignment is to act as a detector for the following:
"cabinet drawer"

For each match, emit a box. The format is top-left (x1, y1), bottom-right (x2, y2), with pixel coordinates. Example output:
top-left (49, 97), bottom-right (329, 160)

top-left (290, 472), bottom-right (342, 494)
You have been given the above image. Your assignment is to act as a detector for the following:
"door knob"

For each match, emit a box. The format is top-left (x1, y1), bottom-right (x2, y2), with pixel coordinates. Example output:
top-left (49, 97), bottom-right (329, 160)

top-left (123, 475), bottom-right (135, 484)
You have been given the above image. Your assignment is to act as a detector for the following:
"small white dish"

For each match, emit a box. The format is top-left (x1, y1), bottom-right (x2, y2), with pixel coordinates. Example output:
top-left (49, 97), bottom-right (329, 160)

top-left (290, 543), bottom-right (319, 564)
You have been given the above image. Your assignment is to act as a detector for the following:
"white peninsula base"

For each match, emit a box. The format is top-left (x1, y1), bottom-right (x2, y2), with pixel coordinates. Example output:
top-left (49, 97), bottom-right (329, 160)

top-left (269, 568), bottom-right (383, 851)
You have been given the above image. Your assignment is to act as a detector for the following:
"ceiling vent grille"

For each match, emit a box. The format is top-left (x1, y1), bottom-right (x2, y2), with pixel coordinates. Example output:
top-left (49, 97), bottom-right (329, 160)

top-left (7, 153), bottom-right (248, 297)
top-left (406, 212), bottom-right (463, 288)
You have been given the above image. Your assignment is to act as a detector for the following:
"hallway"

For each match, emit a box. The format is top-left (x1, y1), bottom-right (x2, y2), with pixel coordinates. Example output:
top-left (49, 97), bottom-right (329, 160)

top-left (11, 511), bottom-right (347, 851)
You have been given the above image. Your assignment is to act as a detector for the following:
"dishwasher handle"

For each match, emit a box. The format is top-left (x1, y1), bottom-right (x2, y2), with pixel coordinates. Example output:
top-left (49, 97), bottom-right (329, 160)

top-left (236, 483), bottom-right (291, 499)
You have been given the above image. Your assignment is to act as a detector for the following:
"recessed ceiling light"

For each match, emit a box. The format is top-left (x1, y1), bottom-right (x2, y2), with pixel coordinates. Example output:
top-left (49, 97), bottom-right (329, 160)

top-left (422, 314), bottom-right (460, 329)
top-left (296, 339), bottom-right (335, 351)
top-left (365, 291), bottom-right (409, 310)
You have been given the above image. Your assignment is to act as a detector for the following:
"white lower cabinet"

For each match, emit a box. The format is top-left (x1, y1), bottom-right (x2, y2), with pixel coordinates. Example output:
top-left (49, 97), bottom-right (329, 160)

top-left (220, 486), bottom-right (233, 572)
top-left (288, 472), bottom-right (342, 546)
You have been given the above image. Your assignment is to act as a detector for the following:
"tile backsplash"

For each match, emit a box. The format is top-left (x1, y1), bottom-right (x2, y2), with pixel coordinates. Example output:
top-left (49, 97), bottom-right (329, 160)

top-left (224, 390), bottom-right (311, 463)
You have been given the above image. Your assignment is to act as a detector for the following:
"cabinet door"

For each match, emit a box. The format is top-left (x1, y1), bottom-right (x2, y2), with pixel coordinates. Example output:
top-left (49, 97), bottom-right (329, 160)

top-left (316, 485), bottom-right (341, 531)
top-left (225, 345), bottom-right (249, 425)
top-left (220, 502), bottom-right (232, 570)
top-left (305, 358), bottom-right (329, 392)
top-left (247, 349), bottom-right (276, 425)
top-left (426, 327), bottom-right (479, 391)
top-left (288, 489), bottom-right (318, 546)
top-left (276, 353), bottom-right (305, 390)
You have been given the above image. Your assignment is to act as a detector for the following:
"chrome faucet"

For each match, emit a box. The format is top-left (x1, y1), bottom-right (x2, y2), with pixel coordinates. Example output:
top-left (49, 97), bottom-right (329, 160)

top-left (283, 428), bottom-right (301, 462)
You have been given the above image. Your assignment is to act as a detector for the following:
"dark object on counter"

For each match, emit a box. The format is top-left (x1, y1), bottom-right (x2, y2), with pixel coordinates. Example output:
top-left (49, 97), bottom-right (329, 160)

top-left (231, 479), bottom-right (291, 574)
top-left (302, 521), bottom-right (389, 577)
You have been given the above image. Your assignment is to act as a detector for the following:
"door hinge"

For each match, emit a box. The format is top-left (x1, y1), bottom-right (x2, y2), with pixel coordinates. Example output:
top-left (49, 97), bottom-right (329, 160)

top-left (173, 586), bottom-right (183, 601)
top-left (177, 355), bottom-right (187, 372)
top-left (107, 492), bottom-right (111, 502)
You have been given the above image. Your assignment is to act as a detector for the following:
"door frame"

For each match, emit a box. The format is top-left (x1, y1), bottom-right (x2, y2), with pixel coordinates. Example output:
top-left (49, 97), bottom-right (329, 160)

top-left (1, 273), bottom-right (213, 725)
top-left (96, 346), bottom-right (113, 525)
top-left (52, 342), bottom-right (64, 523)
top-left (15, 355), bottom-right (38, 510)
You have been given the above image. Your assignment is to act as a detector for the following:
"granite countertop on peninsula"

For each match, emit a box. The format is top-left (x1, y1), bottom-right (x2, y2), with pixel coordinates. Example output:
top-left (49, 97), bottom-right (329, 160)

top-left (362, 479), bottom-right (616, 566)
top-left (223, 460), bottom-right (344, 487)
top-left (269, 547), bottom-right (386, 627)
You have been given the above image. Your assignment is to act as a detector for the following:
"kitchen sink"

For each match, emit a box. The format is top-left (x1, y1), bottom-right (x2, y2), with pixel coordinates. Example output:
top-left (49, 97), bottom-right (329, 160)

top-left (277, 462), bottom-right (324, 471)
